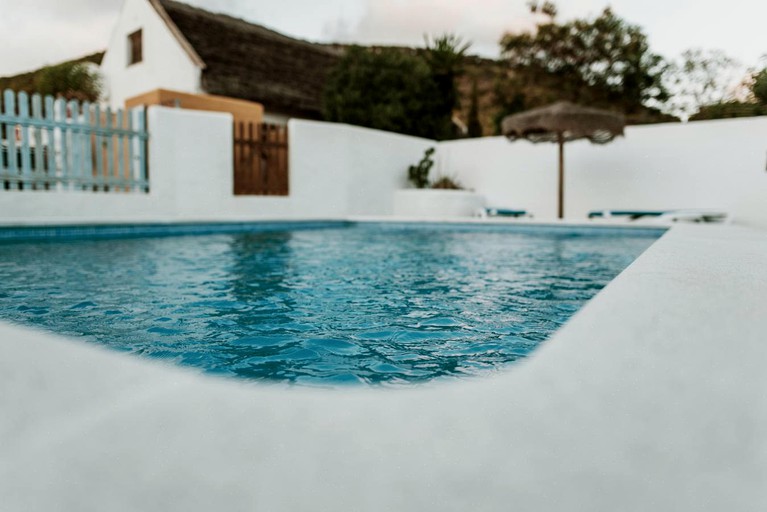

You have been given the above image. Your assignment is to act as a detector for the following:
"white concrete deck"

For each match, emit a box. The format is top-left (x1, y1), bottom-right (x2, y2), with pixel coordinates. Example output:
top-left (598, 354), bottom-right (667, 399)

top-left (1, 223), bottom-right (766, 511)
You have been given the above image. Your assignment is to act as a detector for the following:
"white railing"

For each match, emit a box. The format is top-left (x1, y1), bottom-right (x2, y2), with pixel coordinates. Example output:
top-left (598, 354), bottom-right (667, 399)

top-left (0, 89), bottom-right (148, 192)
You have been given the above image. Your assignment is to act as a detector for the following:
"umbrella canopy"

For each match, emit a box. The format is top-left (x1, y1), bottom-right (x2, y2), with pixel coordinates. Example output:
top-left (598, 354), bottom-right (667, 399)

top-left (502, 101), bottom-right (626, 218)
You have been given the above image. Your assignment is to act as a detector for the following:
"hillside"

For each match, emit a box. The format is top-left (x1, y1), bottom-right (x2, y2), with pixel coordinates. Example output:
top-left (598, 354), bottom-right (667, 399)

top-left (453, 56), bottom-right (678, 136)
top-left (0, 52), bottom-right (104, 96)
top-left (0, 44), bottom-right (676, 134)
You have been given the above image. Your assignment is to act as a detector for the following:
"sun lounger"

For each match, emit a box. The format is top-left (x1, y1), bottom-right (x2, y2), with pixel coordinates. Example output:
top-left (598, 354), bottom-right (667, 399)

top-left (655, 210), bottom-right (728, 223)
top-left (588, 209), bottom-right (728, 223)
top-left (483, 208), bottom-right (529, 218)
top-left (588, 210), bottom-right (666, 220)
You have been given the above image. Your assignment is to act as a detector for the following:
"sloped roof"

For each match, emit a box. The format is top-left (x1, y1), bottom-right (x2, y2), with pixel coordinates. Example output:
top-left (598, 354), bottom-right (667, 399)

top-left (155, 0), bottom-right (342, 118)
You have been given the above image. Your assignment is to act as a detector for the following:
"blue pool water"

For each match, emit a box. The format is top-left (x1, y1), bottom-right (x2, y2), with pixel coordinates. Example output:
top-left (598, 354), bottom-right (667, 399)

top-left (0, 223), bottom-right (661, 385)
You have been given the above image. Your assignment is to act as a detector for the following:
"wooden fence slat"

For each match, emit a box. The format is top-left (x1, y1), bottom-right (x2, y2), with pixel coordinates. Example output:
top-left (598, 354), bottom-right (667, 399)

top-left (44, 95), bottom-right (57, 190)
top-left (69, 100), bottom-right (83, 190)
top-left (18, 92), bottom-right (32, 190)
top-left (127, 108), bottom-right (136, 192)
top-left (116, 110), bottom-right (125, 190)
top-left (104, 106), bottom-right (114, 191)
top-left (260, 123), bottom-right (267, 194)
top-left (31, 94), bottom-right (44, 189)
top-left (93, 104), bottom-right (104, 191)
top-left (280, 126), bottom-right (286, 194)
top-left (81, 102), bottom-right (92, 190)
top-left (233, 122), bottom-right (238, 194)
top-left (3, 90), bottom-right (19, 189)
top-left (237, 122), bottom-right (244, 193)
top-left (57, 99), bottom-right (70, 190)
top-left (268, 124), bottom-right (274, 194)
top-left (245, 122), bottom-right (251, 194)
top-left (137, 106), bottom-right (147, 192)
top-left (272, 125), bottom-right (278, 194)
top-left (259, 123), bottom-right (266, 194)
top-left (246, 122), bottom-right (253, 194)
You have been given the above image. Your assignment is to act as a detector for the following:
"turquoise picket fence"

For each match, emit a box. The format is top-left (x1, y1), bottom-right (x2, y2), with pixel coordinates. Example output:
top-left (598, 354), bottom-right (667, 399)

top-left (0, 89), bottom-right (148, 192)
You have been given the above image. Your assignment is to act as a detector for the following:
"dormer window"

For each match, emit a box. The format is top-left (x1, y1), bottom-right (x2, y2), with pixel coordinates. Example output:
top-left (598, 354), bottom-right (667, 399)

top-left (128, 29), bottom-right (143, 65)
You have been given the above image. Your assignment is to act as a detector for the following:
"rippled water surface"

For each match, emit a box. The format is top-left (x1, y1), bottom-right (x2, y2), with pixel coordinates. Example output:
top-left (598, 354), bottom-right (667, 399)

top-left (0, 224), bottom-right (659, 385)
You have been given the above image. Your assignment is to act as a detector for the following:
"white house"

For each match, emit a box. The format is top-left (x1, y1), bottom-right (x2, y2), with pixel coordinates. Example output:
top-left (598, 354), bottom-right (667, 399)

top-left (100, 0), bottom-right (341, 124)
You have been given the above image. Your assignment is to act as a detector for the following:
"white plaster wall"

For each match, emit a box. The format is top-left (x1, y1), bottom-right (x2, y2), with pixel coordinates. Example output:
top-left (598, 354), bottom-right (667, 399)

top-left (0, 107), bottom-right (223, 225)
top-left (2, 110), bottom-right (764, 227)
top-left (436, 136), bottom-right (556, 216)
top-left (148, 107), bottom-right (232, 219)
top-left (100, 0), bottom-right (201, 109)
top-left (261, 120), bottom-right (433, 217)
top-left (343, 124), bottom-right (434, 215)
top-left (159, 116), bottom-right (432, 218)
top-left (393, 190), bottom-right (486, 217)
top-left (0, 110), bottom-right (434, 225)
top-left (261, 113), bottom-right (291, 126)
top-left (439, 117), bottom-right (767, 223)
top-left (0, 192), bottom-right (166, 226)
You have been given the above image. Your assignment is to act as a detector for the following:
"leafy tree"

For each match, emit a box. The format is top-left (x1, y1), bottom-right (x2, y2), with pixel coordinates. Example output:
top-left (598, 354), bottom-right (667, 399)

top-left (499, 6), bottom-right (668, 115)
top-left (323, 38), bottom-right (471, 140)
top-left (0, 52), bottom-right (103, 98)
top-left (323, 46), bottom-right (443, 138)
top-left (690, 101), bottom-right (765, 121)
top-left (35, 61), bottom-right (101, 101)
top-left (526, 1), bottom-right (558, 19)
top-left (752, 67), bottom-right (767, 105)
top-left (423, 34), bottom-right (471, 139)
top-left (492, 71), bottom-right (527, 134)
top-left (664, 49), bottom-right (745, 120)
top-left (466, 78), bottom-right (483, 137)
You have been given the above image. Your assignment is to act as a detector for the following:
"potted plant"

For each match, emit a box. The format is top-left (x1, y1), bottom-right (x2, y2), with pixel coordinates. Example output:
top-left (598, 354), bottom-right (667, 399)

top-left (394, 147), bottom-right (485, 217)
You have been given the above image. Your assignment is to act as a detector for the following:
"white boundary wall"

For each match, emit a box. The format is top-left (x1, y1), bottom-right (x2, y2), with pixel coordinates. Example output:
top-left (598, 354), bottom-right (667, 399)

top-left (0, 107), bottom-right (765, 227)
top-left (437, 117), bottom-right (767, 225)
top-left (0, 107), bottom-right (433, 225)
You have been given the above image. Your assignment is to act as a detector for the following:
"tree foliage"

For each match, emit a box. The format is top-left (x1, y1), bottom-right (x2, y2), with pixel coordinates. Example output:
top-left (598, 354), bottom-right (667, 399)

top-left (35, 61), bottom-right (102, 102)
top-left (0, 52), bottom-right (104, 98)
top-left (466, 78), bottom-right (483, 137)
top-left (423, 34), bottom-right (471, 139)
top-left (323, 36), bottom-right (469, 140)
top-left (526, 1), bottom-right (558, 19)
top-left (690, 101), bottom-right (766, 121)
top-left (323, 47), bottom-right (440, 138)
top-left (752, 67), bottom-right (767, 105)
top-left (498, 6), bottom-right (668, 116)
top-left (663, 48), bottom-right (745, 120)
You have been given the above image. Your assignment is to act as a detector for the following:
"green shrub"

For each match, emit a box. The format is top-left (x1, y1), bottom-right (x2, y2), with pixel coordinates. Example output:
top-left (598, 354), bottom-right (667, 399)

top-left (753, 68), bottom-right (767, 105)
top-left (35, 62), bottom-right (101, 101)
top-left (431, 176), bottom-right (463, 190)
top-left (408, 147), bottom-right (435, 188)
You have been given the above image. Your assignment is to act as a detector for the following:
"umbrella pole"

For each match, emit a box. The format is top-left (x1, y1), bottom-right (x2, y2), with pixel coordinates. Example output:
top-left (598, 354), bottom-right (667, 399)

top-left (558, 132), bottom-right (564, 219)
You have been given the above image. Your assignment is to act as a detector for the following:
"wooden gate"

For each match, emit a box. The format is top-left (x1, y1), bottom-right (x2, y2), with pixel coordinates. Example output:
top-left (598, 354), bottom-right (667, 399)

top-left (233, 122), bottom-right (288, 195)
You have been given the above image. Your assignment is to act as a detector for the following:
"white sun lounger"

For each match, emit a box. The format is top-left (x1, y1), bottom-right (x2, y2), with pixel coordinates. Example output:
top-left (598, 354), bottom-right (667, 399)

top-left (589, 209), bottom-right (728, 224)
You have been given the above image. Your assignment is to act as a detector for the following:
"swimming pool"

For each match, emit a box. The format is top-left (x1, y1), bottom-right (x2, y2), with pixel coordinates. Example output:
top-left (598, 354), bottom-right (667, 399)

top-left (0, 222), bottom-right (662, 385)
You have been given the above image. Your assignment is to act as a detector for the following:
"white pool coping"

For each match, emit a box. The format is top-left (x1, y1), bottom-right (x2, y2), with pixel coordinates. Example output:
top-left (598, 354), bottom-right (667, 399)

top-left (1, 223), bottom-right (766, 511)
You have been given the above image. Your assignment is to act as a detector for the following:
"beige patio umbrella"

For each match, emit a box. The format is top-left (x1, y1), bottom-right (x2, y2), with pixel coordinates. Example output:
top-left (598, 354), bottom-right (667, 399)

top-left (502, 101), bottom-right (625, 219)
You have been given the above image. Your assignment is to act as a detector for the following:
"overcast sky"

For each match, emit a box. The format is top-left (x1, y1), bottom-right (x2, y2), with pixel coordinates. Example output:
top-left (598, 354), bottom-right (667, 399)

top-left (1, 0), bottom-right (765, 76)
